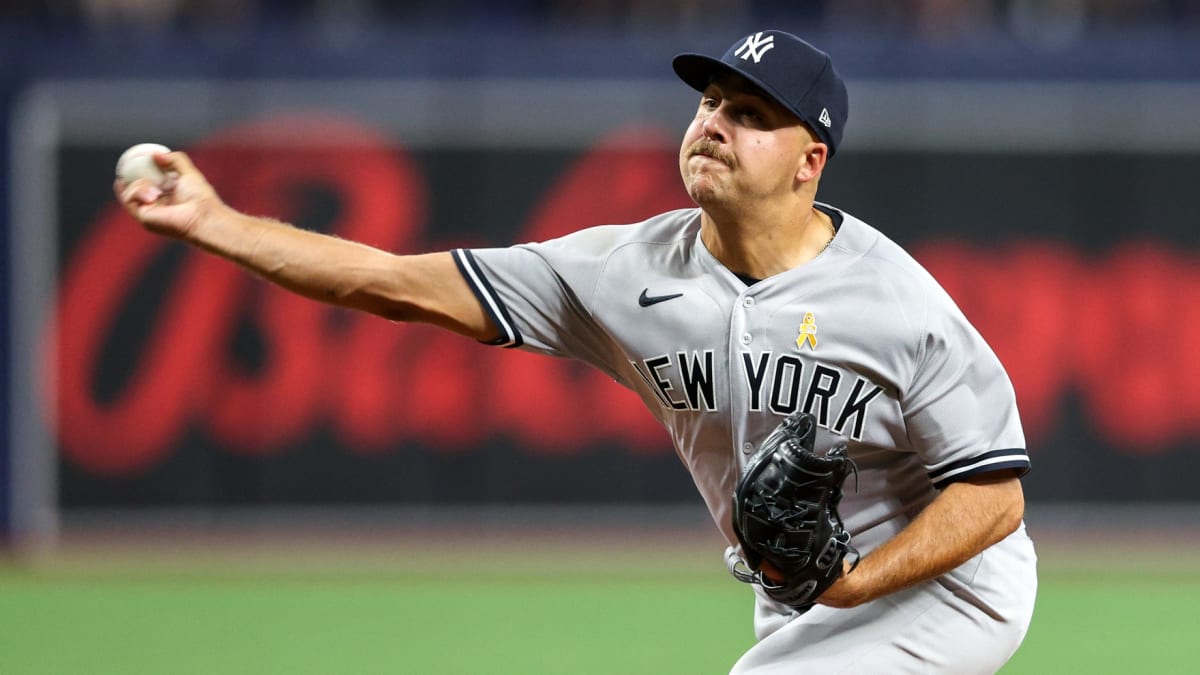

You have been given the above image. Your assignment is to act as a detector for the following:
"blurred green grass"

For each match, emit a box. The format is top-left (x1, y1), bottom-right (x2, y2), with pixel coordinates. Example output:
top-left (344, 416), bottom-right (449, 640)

top-left (1, 531), bottom-right (1198, 674)
top-left (0, 572), bottom-right (752, 675)
top-left (1007, 572), bottom-right (1200, 675)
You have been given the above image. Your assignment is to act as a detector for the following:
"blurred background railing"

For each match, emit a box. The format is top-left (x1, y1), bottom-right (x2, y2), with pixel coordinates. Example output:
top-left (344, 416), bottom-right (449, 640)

top-left (4, 1), bottom-right (1200, 545)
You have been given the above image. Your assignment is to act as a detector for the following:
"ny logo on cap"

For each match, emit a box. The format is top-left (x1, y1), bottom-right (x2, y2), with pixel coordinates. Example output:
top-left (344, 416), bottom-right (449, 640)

top-left (735, 32), bottom-right (775, 64)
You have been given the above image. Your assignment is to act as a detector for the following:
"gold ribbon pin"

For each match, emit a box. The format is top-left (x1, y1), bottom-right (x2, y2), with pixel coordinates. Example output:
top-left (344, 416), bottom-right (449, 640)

top-left (797, 312), bottom-right (818, 351)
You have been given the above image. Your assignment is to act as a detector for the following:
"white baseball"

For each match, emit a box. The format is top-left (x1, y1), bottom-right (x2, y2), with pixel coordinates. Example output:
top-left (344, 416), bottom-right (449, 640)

top-left (115, 143), bottom-right (171, 184)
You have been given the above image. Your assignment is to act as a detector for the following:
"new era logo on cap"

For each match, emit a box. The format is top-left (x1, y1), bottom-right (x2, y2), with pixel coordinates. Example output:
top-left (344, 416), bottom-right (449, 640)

top-left (672, 30), bottom-right (849, 156)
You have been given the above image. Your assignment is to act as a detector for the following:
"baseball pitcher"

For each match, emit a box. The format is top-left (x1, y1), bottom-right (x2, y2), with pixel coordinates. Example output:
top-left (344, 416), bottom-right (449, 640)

top-left (116, 29), bottom-right (1036, 674)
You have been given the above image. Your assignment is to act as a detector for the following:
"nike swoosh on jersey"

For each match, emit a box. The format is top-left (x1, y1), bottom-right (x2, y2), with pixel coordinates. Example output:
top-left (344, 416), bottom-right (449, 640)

top-left (638, 289), bottom-right (683, 307)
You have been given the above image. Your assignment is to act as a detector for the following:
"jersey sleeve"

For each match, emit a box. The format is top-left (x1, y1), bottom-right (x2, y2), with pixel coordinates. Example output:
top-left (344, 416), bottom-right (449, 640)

top-left (903, 293), bottom-right (1031, 489)
top-left (451, 245), bottom-right (620, 375)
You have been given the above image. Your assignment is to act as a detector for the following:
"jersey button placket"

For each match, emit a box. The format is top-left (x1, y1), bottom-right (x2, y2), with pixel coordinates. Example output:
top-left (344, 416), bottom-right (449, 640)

top-left (729, 294), bottom-right (756, 459)
top-left (740, 295), bottom-right (755, 345)
top-left (729, 291), bottom-right (758, 454)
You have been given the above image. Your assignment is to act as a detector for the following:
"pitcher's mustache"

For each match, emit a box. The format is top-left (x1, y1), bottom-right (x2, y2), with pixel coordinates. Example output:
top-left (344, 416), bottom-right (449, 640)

top-left (687, 140), bottom-right (735, 168)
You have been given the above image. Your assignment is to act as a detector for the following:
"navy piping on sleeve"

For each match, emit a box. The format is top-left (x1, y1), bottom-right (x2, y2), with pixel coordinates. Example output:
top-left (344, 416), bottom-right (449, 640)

top-left (928, 448), bottom-right (1031, 489)
top-left (451, 249), bottom-right (524, 348)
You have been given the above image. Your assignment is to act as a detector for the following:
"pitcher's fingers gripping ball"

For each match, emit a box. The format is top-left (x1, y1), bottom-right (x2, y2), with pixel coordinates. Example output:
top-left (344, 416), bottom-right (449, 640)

top-left (115, 143), bottom-right (172, 186)
top-left (113, 146), bottom-right (221, 241)
top-left (729, 411), bottom-right (859, 612)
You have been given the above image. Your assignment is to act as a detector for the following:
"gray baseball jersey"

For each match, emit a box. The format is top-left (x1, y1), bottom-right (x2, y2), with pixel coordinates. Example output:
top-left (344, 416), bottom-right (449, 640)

top-left (453, 204), bottom-right (1036, 668)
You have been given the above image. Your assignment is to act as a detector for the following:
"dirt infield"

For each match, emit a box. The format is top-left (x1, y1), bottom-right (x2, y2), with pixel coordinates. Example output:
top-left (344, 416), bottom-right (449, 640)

top-left (8, 502), bottom-right (1200, 579)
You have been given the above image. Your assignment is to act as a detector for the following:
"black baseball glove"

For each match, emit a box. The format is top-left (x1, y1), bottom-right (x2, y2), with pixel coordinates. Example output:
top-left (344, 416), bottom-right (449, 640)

top-left (729, 411), bottom-right (858, 612)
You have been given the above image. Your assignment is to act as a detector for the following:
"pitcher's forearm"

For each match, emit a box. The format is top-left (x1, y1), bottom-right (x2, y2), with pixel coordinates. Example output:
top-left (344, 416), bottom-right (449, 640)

top-left (186, 204), bottom-right (496, 339)
top-left (185, 204), bottom-right (400, 314)
top-left (819, 474), bottom-right (1025, 607)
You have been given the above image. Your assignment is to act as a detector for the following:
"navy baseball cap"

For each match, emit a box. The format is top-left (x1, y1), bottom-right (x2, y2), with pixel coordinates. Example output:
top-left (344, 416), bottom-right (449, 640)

top-left (673, 30), bottom-right (849, 156)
